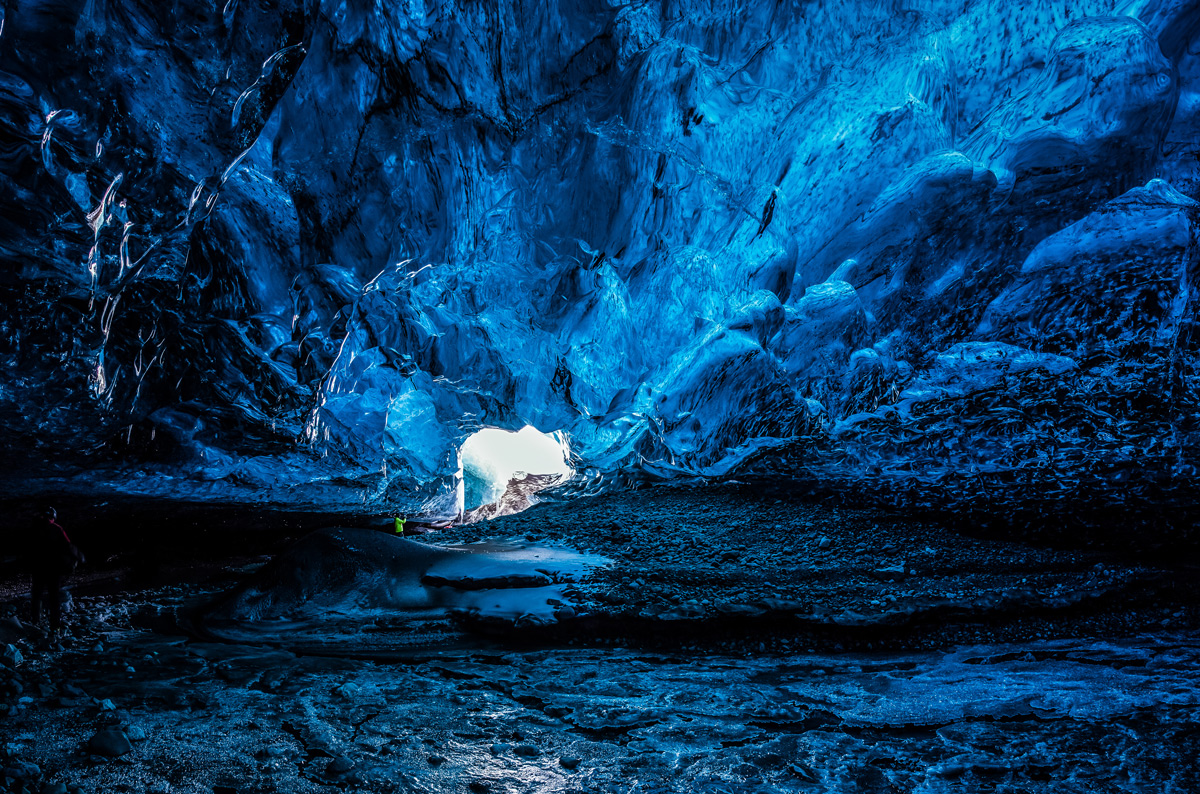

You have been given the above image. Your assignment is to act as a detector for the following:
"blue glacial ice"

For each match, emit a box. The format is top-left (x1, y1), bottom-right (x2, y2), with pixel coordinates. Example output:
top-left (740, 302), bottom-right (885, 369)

top-left (2, 0), bottom-right (1200, 514)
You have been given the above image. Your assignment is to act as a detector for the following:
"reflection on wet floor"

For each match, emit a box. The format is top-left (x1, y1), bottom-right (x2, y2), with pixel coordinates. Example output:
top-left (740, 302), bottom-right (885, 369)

top-left (195, 529), bottom-right (611, 650)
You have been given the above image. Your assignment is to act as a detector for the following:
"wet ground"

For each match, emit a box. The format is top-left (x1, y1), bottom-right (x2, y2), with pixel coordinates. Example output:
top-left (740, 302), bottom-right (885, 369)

top-left (2, 482), bottom-right (1199, 793)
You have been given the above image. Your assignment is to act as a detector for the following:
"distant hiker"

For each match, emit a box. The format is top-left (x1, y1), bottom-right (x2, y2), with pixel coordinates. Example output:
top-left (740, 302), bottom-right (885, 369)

top-left (391, 516), bottom-right (432, 538)
top-left (27, 507), bottom-right (83, 635)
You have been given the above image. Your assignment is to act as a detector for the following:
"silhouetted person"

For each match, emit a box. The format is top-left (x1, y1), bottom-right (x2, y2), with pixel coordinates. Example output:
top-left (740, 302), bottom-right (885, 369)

top-left (27, 507), bottom-right (82, 636)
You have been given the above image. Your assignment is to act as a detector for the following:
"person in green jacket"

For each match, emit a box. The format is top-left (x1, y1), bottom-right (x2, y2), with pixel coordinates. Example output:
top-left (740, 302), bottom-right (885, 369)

top-left (394, 516), bottom-right (406, 535)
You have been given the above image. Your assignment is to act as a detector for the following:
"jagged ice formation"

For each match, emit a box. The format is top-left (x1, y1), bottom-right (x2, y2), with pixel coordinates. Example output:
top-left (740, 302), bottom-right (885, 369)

top-left (3, 0), bottom-right (1200, 517)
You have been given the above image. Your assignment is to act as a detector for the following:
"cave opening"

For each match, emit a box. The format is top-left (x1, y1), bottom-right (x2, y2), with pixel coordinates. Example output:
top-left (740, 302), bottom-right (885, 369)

top-left (459, 425), bottom-right (573, 513)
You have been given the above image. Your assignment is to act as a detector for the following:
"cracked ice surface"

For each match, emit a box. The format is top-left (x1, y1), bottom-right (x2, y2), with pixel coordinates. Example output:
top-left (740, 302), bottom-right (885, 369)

top-left (3, 1), bottom-right (1200, 512)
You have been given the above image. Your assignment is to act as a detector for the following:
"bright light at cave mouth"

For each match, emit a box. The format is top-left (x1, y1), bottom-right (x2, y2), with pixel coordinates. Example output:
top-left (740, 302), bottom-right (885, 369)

top-left (460, 426), bottom-right (573, 511)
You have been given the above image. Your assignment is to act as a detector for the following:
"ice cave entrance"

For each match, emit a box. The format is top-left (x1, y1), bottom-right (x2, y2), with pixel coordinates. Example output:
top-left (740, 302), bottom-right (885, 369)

top-left (460, 426), bottom-right (572, 512)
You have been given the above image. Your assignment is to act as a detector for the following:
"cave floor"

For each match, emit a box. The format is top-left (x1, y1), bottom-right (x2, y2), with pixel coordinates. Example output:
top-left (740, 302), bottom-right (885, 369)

top-left (2, 483), bottom-right (1199, 793)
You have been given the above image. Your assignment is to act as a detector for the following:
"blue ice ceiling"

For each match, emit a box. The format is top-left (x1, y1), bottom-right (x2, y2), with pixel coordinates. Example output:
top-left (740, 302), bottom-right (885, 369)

top-left (2, 0), bottom-right (1199, 510)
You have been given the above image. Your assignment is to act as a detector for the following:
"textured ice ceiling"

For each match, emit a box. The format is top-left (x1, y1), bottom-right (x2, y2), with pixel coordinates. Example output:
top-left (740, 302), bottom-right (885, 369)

top-left (2, 0), bottom-right (1199, 513)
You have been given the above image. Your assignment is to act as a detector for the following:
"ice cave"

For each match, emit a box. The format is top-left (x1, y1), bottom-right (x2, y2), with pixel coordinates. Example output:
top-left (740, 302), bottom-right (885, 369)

top-left (2, 0), bottom-right (1200, 791)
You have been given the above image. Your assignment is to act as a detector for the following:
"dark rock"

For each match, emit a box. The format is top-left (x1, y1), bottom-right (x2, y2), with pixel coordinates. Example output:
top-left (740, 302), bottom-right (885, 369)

top-left (421, 572), bottom-right (552, 590)
top-left (871, 565), bottom-right (907, 582)
top-left (0, 618), bottom-right (25, 645)
top-left (1, 644), bottom-right (22, 667)
top-left (5, 759), bottom-right (40, 779)
top-left (88, 728), bottom-right (132, 757)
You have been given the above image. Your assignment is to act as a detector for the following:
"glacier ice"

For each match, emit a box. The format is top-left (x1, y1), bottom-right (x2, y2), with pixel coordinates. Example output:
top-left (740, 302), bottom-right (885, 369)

top-left (2, 0), bottom-right (1200, 518)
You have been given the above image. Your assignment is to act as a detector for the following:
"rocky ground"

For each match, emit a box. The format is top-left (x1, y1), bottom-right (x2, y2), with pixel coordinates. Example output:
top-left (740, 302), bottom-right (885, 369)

top-left (2, 482), bottom-right (1199, 793)
top-left (440, 481), bottom-right (1200, 652)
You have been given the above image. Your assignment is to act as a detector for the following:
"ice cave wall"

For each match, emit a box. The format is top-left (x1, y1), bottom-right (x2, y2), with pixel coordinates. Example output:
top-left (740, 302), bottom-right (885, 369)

top-left (2, 0), bottom-right (1200, 512)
